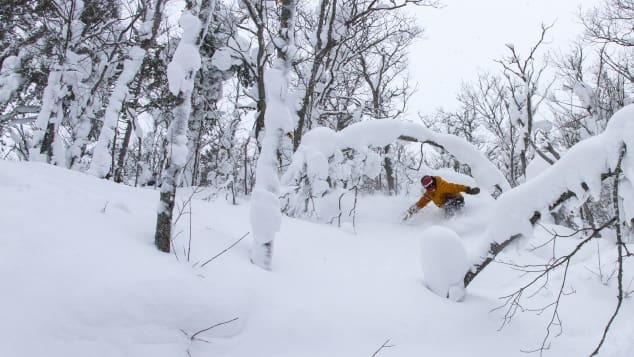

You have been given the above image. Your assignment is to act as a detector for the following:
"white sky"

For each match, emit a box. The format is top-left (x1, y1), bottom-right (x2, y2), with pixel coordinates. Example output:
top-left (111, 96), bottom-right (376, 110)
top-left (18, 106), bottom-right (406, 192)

top-left (408, 0), bottom-right (601, 116)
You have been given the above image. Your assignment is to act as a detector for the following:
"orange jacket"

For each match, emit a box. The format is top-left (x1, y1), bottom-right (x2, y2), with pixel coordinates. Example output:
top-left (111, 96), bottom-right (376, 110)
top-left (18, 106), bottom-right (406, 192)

top-left (415, 176), bottom-right (468, 209)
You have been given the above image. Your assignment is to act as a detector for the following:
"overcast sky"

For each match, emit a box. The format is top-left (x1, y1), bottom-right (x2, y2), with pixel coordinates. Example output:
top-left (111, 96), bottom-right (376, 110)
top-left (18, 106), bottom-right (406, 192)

top-left (407, 0), bottom-right (601, 116)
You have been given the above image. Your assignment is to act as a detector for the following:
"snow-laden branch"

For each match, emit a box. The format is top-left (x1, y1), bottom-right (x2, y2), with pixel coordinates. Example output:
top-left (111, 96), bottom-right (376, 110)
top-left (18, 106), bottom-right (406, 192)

top-left (0, 55), bottom-right (23, 107)
top-left (465, 104), bottom-right (634, 287)
top-left (90, 46), bottom-right (146, 178)
top-left (282, 119), bottom-right (511, 194)
top-left (30, 0), bottom-right (86, 165)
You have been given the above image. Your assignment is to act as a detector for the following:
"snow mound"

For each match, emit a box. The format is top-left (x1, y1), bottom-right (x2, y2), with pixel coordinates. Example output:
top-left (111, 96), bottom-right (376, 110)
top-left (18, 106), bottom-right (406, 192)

top-left (420, 226), bottom-right (469, 301)
top-left (0, 161), bottom-right (251, 357)
top-left (2, 161), bottom-right (631, 356)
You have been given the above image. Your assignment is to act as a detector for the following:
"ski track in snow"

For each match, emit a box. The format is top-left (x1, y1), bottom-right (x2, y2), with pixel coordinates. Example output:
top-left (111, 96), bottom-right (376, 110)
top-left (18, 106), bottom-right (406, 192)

top-left (0, 160), bottom-right (632, 357)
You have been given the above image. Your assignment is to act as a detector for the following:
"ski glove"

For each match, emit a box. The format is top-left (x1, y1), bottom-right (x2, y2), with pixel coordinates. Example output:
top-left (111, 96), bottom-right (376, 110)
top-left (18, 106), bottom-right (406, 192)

top-left (465, 186), bottom-right (480, 195)
top-left (402, 205), bottom-right (419, 221)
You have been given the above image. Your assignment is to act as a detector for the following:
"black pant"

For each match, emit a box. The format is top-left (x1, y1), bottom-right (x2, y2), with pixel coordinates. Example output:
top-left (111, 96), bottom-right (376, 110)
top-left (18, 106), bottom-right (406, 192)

top-left (443, 195), bottom-right (465, 217)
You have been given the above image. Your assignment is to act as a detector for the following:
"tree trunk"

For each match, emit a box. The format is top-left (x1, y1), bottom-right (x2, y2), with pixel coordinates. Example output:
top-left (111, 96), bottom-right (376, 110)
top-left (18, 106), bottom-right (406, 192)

top-left (244, 142), bottom-right (249, 195)
top-left (383, 145), bottom-right (395, 195)
top-left (250, 0), bottom-right (296, 269)
top-left (154, 0), bottom-right (213, 253)
top-left (155, 188), bottom-right (175, 252)
top-left (134, 137), bottom-right (142, 187)
top-left (190, 116), bottom-right (205, 186)
top-left (114, 118), bottom-right (133, 183)
top-left (292, 0), bottom-right (331, 151)
top-left (39, 122), bottom-right (56, 162)
top-left (107, 121), bottom-right (118, 179)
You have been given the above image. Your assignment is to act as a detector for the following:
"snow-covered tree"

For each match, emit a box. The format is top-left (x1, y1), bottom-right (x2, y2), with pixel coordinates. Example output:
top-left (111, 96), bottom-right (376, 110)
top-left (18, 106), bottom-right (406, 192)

top-left (25, 0), bottom-right (126, 167)
top-left (155, 0), bottom-right (215, 253)
top-left (29, 0), bottom-right (88, 165)
top-left (249, 0), bottom-right (297, 270)
top-left (89, 0), bottom-right (167, 179)
top-left (184, 3), bottom-right (242, 187)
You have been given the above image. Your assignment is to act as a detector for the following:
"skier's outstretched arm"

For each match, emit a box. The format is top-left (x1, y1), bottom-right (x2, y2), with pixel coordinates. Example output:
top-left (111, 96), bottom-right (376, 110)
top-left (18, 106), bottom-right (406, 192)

top-left (403, 195), bottom-right (430, 221)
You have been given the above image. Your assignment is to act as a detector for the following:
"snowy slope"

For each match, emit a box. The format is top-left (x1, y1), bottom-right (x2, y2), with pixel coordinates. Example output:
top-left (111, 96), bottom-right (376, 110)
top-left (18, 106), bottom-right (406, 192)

top-left (1, 160), bottom-right (632, 357)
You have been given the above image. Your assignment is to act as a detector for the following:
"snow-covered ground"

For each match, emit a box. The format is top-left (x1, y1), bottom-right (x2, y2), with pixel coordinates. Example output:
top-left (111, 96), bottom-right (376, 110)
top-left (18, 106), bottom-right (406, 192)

top-left (1, 160), bottom-right (632, 356)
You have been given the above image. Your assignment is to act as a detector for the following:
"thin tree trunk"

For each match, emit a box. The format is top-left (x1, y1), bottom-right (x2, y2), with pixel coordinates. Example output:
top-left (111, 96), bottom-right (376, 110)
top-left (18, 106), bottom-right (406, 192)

top-left (114, 119), bottom-right (133, 183)
top-left (242, 0), bottom-right (267, 147)
top-left (244, 141), bottom-right (249, 195)
top-left (383, 145), bottom-right (395, 195)
top-left (40, 122), bottom-right (56, 161)
top-left (134, 137), bottom-right (142, 186)
top-left (190, 117), bottom-right (204, 186)
top-left (293, 0), bottom-right (331, 151)
top-left (108, 121), bottom-right (119, 179)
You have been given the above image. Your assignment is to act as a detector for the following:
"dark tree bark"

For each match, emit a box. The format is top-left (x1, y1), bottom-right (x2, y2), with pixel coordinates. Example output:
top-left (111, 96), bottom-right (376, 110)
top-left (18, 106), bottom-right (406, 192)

top-left (383, 145), bottom-right (395, 194)
top-left (114, 119), bottom-right (133, 183)
top-left (39, 122), bottom-right (56, 161)
top-left (155, 190), bottom-right (175, 252)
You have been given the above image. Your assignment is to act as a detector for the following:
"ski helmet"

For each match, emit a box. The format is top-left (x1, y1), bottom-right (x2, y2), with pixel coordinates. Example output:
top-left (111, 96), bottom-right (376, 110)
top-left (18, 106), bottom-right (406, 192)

top-left (421, 175), bottom-right (435, 188)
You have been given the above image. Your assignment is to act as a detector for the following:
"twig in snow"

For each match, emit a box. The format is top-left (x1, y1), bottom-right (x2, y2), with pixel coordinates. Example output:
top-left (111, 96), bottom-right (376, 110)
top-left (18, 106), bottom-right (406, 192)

top-left (189, 317), bottom-right (239, 341)
top-left (199, 232), bottom-right (250, 268)
top-left (100, 201), bottom-right (109, 213)
top-left (371, 339), bottom-right (394, 357)
top-left (583, 241), bottom-right (617, 285)
top-left (173, 186), bottom-right (203, 225)
top-left (171, 186), bottom-right (203, 262)
top-left (181, 317), bottom-right (239, 357)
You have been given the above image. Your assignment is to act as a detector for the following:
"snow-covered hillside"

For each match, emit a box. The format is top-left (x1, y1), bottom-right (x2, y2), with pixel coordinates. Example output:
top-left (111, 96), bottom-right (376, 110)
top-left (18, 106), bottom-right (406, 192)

top-left (1, 160), bottom-right (632, 356)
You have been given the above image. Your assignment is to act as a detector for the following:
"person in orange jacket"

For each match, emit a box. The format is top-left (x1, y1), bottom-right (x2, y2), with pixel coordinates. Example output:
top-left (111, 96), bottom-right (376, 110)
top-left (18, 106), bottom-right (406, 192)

top-left (403, 175), bottom-right (480, 220)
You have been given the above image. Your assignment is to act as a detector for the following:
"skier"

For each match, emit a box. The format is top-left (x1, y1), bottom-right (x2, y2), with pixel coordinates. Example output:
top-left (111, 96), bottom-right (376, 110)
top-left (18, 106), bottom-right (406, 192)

top-left (403, 175), bottom-right (480, 220)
